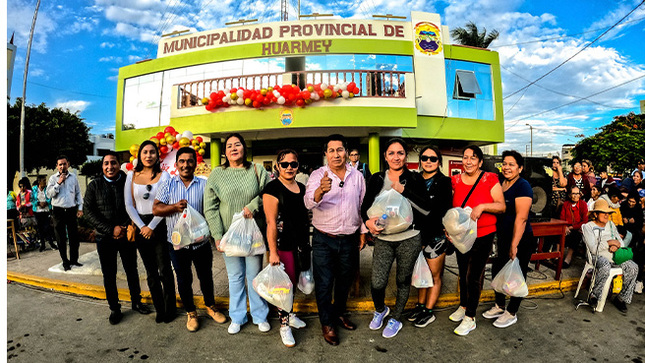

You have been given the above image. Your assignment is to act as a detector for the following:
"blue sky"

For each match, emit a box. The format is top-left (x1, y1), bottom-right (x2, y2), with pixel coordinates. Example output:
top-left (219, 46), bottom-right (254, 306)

top-left (6, 0), bottom-right (645, 155)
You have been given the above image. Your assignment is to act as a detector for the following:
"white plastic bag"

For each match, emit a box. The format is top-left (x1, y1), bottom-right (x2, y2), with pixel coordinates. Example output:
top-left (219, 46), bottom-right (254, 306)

top-left (491, 258), bottom-right (529, 297)
top-left (253, 264), bottom-right (294, 311)
top-left (171, 205), bottom-right (210, 250)
top-left (220, 212), bottom-right (266, 257)
top-left (297, 266), bottom-right (315, 294)
top-left (411, 251), bottom-right (434, 288)
top-left (442, 207), bottom-right (477, 254)
top-left (366, 189), bottom-right (413, 234)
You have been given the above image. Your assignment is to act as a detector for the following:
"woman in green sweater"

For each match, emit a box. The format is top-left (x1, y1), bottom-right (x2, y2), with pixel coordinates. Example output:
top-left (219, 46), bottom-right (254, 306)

top-left (204, 133), bottom-right (270, 335)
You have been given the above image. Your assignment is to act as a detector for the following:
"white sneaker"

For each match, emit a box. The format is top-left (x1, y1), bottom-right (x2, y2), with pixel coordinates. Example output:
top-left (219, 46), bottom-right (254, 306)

top-left (228, 322), bottom-right (241, 335)
top-left (493, 311), bottom-right (518, 328)
top-left (482, 304), bottom-right (505, 320)
top-left (280, 326), bottom-right (296, 347)
top-left (454, 316), bottom-right (476, 336)
top-left (258, 321), bottom-right (271, 332)
top-left (289, 313), bottom-right (306, 329)
top-left (449, 306), bottom-right (466, 322)
top-left (635, 281), bottom-right (643, 294)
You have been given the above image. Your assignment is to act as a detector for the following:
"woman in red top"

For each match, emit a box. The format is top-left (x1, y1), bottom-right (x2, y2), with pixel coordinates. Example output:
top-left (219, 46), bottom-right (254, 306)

top-left (559, 186), bottom-right (588, 268)
top-left (449, 145), bottom-right (505, 336)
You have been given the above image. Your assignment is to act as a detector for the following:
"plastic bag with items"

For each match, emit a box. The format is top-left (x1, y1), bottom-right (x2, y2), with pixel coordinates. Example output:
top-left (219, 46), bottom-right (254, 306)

top-left (411, 251), bottom-right (434, 288)
top-left (171, 205), bottom-right (211, 250)
top-left (252, 264), bottom-right (294, 311)
top-left (490, 258), bottom-right (529, 297)
top-left (297, 266), bottom-right (315, 295)
top-left (366, 189), bottom-right (413, 234)
top-left (442, 207), bottom-right (477, 254)
top-left (220, 212), bottom-right (266, 257)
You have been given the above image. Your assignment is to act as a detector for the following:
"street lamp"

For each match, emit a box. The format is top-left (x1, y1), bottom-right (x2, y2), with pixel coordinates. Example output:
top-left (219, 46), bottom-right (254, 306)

top-left (525, 123), bottom-right (533, 157)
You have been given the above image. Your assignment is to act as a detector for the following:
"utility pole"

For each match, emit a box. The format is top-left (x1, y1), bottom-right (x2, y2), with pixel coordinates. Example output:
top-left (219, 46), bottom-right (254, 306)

top-left (19, 0), bottom-right (41, 177)
top-left (525, 123), bottom-right (533, 157)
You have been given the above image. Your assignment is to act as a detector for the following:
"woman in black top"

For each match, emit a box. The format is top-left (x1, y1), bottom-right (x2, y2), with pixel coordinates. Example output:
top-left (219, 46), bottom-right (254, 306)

top-left (262, 149), bottom-right (310, 347)
top-left (483, 150), bottom-right (535, 328)
top-left (407, 146), bottom-right (452, 328)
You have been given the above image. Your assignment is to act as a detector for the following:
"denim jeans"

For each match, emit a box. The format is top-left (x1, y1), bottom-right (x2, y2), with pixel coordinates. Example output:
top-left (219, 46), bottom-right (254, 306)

top-left (168, 242), bottom-right (215, 313)
top-left (222, 254), bottom-right (268, 325)
top-left (312, 230), bottom-right (359, 326)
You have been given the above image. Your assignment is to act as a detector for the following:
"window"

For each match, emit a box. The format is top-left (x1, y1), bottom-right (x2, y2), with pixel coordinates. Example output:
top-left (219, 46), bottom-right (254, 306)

top-left (453, 70), bottom-right (482, 100)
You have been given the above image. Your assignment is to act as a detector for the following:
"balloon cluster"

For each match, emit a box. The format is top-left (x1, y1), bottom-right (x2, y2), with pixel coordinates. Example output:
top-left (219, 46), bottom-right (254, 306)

top-left (123, 126), bottom-right (206, 171)
top-left (203, 82), bottom-right (361, 111)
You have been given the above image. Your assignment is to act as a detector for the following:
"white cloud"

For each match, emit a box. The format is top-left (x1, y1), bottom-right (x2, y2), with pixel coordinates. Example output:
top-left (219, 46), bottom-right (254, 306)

top-left (128, 54), bottom-right (143, 62)
top-left (54, 100), bottom-right (91, 113)
top-left (99, 56), bottom-right (123, 63)
top-left (64, 16), bottom-right (100, 34)
top-left (7, 0), bottom-right (58, 53)
top-left (100, 42), bottom-right (116, 48)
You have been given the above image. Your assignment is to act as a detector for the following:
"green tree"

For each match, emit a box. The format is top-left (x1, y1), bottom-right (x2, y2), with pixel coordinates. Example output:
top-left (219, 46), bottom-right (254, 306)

top-left (80, 159), bottom-right (103, 180)
top-left (572, 112), bottom-right (645, 175)
top-left (7, 99), bottom-right (92, 184)
top-left (450, 22), bottom-right (500, 48)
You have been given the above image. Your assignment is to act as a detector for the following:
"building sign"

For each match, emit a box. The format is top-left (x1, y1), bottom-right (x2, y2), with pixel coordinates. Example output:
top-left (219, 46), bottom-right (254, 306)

top-left (280, 108), bottom-right (294, 126)
top-left (158, 20), bottom-right (411, 58)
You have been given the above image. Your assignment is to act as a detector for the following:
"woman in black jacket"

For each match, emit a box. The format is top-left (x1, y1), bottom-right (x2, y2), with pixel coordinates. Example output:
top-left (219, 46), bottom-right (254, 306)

top-left (361, 138), bottom-right (431, 339)
top-left (406, 146), bottom-right (452, 328)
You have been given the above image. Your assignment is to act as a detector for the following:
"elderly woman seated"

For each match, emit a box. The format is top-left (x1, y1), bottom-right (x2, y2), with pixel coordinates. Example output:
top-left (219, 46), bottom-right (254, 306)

top-left (582, 198), bottom-right (639, 313)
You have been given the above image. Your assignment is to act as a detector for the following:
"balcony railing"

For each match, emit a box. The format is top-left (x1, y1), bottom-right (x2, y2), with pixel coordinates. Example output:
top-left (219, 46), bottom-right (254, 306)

top-left (177, 69), bottom-right (407, 108)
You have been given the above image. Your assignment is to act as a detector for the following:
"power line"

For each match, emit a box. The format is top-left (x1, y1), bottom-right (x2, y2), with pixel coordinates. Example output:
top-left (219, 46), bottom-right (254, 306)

top-left (505, 73), bottom-right (645, 130)
top-left (503, 0), bottom-right (645, 101)
top-left (27, 81), bottom-right (115, 99)
top-left (491, 15), bottom-right (645, 49)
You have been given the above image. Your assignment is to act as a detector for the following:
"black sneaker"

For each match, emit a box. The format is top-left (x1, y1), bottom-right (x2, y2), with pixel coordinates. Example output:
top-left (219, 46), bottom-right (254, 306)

top-left (70, 262), bottom-right (83, 267)
top-left (132, 302), bottom-right (152, 315)
top-left (612, 298), bottom-right (628, 314)
top-left (589, 295), bottom-right (598, 308)
top-left (407, 303), bottom-right (425, 322)
top-left (109, 310), bottom-right (124, 325)
top-left (414, 310), bottom-right (436, 328)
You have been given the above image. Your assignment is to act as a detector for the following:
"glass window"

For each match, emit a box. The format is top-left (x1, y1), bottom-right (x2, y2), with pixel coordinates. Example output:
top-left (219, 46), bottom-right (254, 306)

top-left (445, 59), bottom-right (494, 121)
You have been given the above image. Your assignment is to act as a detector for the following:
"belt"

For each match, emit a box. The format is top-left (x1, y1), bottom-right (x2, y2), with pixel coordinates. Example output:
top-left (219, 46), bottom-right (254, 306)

top-left (53, 206), bottom-right (77, 211)
top-left (183, 240), bottom-right (209, 251)
top-left (314, 228), bottom-right (356, 239)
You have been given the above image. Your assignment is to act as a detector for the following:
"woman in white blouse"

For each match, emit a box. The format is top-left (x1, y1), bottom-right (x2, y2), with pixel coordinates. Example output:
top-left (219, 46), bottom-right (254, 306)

top-left (125, 140), bottom-right (176, 323)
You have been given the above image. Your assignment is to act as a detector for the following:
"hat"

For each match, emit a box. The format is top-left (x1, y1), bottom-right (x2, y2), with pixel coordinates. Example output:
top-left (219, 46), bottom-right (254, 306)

top-left (592, 199), bottom-right (615, 214)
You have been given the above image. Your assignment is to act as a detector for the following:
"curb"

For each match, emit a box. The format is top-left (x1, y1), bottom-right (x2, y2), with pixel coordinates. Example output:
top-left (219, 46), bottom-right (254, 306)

top-left (7, 271), bottom-right (580, 314)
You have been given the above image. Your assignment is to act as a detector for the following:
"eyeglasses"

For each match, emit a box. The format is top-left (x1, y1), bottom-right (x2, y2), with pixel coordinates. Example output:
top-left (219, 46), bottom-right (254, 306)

top-left (349, 153), bottom-right (359, 157)
top-left (420, 155), bottom-right (439, 163)
top-left (142, 184), bottom-right (152, 200)
top-left (278, 161), bottom-right (299, 169)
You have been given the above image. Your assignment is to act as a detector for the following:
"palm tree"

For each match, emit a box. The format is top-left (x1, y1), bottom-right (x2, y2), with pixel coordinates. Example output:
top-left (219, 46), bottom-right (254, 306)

top-left (450, 22), bottom-right (499, 48)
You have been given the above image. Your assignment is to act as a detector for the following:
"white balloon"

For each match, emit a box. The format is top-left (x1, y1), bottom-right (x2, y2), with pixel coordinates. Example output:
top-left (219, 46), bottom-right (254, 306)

top-left (273, 90), bottom-right (281, 97)
top-left (333, 85), bottom-right (341, 92)
top-left (223, 96), bottom-right (230, 102)
top-left (340, 83), bottom-right (348, 91)
top-left (132, 158), bottom-right (138, 167)
top-left (121, 163), bottom-right (129, 173)
top-left (342, 90), bottom-right (350, 98)
top-left (237, 89), bottom-right (244, 97)
top-left (236, 97), bottom-right (244, 105)
top-left (182, 130), bottom-right (194, 140)
top-left (320, 83), bottom-right (328, 90)
top-left (277, 96), bottom-right (286, 105)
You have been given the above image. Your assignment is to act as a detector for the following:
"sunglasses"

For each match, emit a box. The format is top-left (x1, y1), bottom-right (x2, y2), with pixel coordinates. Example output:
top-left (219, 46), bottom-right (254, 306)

top-left (142, 184), bottom-right (153, 200)
top-left (420, 155), bottom-right (439, 163)
top-left (278, 161), bottom-right (299, 169)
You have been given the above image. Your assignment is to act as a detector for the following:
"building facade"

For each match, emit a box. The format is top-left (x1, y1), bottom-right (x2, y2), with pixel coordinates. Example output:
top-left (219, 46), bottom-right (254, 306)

top-left (115, 11), bottom-right (504, 173)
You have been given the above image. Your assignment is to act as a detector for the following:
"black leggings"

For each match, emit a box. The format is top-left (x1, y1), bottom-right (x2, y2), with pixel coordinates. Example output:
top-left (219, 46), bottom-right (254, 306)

top-left (492, 232), bottom-right (536, 314)
top-left (456, 233), bottom-right (495, 318)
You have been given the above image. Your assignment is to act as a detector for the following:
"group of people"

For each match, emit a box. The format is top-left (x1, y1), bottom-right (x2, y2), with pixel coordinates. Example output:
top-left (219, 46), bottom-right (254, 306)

top-left (15, 136), bottom-right (644, 347)
top-left (551, 156), bottom-right (645, 311)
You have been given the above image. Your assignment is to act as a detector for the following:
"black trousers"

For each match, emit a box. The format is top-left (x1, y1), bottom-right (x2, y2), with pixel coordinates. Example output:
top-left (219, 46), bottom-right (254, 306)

top-left (168, 242), bottom-right (215, 313)
top-left (312, 230), bottom-right (360, 326)
top-left (96, 236), bottom-right (142, 311)
top-left (456, 233), bottom-right (495, 318)
top-left (52, 206), bottom-right (80, 265)
top-left (135, 215), bottom-right (176, 316)
top-left (35, 212), bottom-right (55, 247)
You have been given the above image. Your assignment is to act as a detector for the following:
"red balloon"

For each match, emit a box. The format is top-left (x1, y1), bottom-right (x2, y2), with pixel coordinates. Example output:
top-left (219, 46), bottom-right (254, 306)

top-left (302, 90), bottom-right (311, 100)
top-left (314, 84), bottom-right (322, 91)
top-left (195, 136), bottom-right (203, 143)
top-left (197, 155), bottom-right (204, 163)
top-left (173, 141), bottom-right (180, 149)
top-left (222, 102), bottom-right (230, 108)
top-left (255, 94), bottom-right (264, 102)
top-left (348, 82), bottom-right (356, 90)
top-left (126, 163), bottom-right (134, 171)
top-left (296, 99), bottom-right (305, 107)
top-left (262, 98), bottom-right (271, 105)
top-left (164, 126), bottom-right (176, 134)
top-left (230, 87), bottom-right (237, 93)
top-left (205, 104), bottom-right (214, 111)
top-left (243, 90), bottom-right (252, 99)
top-left (159, 145), bottom-right (168, 154)
top-left (156, 132), bottom-right (165, 140)
top-left (353, 87), bottom-right (360, 95)
top-left (252, 100), bottom-right (260, 108)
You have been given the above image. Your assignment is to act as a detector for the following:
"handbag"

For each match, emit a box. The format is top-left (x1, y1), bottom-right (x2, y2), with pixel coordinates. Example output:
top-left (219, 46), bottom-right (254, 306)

top-left (613, 247), bottom-right (633, 265)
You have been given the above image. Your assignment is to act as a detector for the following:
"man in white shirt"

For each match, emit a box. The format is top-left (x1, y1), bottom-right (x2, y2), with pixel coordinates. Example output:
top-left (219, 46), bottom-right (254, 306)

top-left (46, 155), bottom-right (84, 271)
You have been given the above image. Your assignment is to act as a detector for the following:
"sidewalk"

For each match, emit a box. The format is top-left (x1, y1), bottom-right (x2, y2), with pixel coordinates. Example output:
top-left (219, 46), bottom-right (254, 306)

top-left (7, 241), bottom-right (584, 312)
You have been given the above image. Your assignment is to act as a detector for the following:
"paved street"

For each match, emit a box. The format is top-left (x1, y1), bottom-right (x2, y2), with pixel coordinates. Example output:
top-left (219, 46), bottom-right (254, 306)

top-left (6, 282), bottom-right (645, 363)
